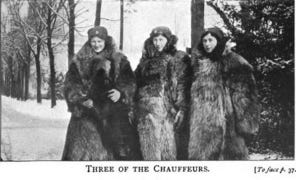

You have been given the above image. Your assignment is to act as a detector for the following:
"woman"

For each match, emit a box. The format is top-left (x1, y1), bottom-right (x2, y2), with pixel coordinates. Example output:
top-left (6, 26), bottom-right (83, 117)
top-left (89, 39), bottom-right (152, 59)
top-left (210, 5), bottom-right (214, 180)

top-left (188, 27), bottom-right (260, 160)
top-left (135, 26), bottom-right (191, 160)
top-left (62, 26), bottom-right (141, 160)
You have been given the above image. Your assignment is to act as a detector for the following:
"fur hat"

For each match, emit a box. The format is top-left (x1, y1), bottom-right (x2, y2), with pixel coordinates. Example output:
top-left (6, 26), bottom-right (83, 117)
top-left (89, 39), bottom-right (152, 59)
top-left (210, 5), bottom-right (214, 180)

top-left (150, 26), bottom-right (172, 39)
top-left (87, 26), bottom-right (108, 41)
top-left (203, 27), bottom-right (224, 42)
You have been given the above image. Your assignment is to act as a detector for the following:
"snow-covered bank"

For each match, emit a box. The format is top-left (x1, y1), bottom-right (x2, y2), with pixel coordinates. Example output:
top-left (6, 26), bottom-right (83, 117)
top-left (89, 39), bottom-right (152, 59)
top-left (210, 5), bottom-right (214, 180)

top-left (2, 96), bottom-right (71, 121)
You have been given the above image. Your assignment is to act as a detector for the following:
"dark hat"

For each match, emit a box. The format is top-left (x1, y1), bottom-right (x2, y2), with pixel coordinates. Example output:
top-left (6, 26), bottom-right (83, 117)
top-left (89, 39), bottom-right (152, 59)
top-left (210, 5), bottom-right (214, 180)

top-left (202, 27), bottom-right (224, 41)
top-left (87, 26), bottom-right (108, 41)
top-left (150, 26), bottom-right (172, 39)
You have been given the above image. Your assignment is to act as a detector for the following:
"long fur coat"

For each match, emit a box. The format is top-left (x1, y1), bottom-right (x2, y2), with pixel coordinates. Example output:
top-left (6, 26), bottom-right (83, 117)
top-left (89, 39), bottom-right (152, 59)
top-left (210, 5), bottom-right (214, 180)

top-left (62, 41), bottom-right (142, 160)
top-left (135, 37), bottom-right (191, 160)
top-left (188, 46), bottom-right (260, 160)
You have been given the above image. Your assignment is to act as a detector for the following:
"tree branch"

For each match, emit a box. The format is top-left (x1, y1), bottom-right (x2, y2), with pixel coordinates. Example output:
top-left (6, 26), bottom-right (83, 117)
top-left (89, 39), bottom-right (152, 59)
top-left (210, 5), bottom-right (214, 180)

top-left (53, 32), bottom-right (70, 49)
top-left (101, 17), bottom-right (120, 22)
top-left (206, 1), bottom-right (239, 35)
top-left (45, 1), bottom-right (69, 26)
top-left (28, 1), bottom-right (48, 28)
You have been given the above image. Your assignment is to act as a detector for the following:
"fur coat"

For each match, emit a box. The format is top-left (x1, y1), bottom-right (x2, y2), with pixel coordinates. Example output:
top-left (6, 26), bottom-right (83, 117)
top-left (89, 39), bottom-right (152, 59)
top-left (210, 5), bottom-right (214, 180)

top-left (135, 37), bottom-right (191, 160)
top-left (62, 41), bottom-right (142, 160)
top-left (188, 46), bottom-right (260, 160)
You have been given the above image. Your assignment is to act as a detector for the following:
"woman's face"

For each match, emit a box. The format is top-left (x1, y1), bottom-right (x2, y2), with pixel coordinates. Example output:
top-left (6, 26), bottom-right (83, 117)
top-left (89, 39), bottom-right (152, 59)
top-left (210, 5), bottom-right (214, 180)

top-left (202, 33), bottom-right (218, 53)
top-left (90, 36), bottom-right (105, 53)
top-left (153, 34), bottom-right (168, 52)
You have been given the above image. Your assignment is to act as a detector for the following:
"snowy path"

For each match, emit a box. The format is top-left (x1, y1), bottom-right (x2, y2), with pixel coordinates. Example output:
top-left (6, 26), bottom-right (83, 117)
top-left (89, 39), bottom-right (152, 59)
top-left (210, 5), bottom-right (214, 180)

top-left (1, 97), bottom-right (70, 160)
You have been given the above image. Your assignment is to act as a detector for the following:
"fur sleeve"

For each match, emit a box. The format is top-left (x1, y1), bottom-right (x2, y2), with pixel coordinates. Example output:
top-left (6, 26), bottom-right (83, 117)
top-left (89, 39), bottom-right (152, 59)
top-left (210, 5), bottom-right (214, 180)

top-left (134, 60), bottom-right (143, 89)
top-left (227, 56), bottom-right (260, 136)
top-left (114, 55), bottom-right (136, 109)
top-left (172, 52), bottom-right (192, 112)
top-left (64, 62), bottom-right (87, 112)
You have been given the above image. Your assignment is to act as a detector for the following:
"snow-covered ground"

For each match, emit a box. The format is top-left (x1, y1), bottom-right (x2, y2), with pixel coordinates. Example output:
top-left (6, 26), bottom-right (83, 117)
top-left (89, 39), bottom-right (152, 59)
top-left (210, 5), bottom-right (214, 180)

top-left (0, 96), bottom-right (293, 161)
top-left (1, 96), bottom-right (70, 160)
top-left (2, 96), bottom-right (71, 121)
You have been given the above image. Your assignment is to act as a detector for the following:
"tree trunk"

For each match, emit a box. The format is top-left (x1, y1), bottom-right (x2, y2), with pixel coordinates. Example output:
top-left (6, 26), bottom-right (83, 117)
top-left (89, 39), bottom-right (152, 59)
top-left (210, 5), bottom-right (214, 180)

top-left (0, 0), bottom-right (2, 96)
top-left (18, 64), bottom-right (23, 100)
top-left (47, 8), bottom-right (56, 108)
top-left (119, 0), bottom-right (124, 50)
top-left (68, 0), bottom-right (75, 66)
top-left (16, 64), bottom-right (21, 100)
top-left (4, 71), bottom-right (9, 95)
top-left (191, 0), bottom-right (204, 55)
top-left (6, 71), bottom-right (10, 96)
top-left (25, 50), bottom-right (31, 100)
top-left (35, 37), bottom-right (42, 103)
top-left (48, 45), bottom-right (56, 108)
top-left (21, 62), bottom-right (26, 100)
top-left (0, 0), bottom-right (2, 161)
top-left (94, 0), bottom-right (102, 26)
top-left (8, 57), bottom-right (14, 97)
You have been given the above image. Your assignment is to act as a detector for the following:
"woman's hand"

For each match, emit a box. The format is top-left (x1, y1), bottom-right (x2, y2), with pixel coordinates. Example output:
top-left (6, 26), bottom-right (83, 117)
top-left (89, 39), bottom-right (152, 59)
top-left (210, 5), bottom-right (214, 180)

top-left (174, 110), bottom-right (184, 130)
top-left (108, 89), bottom-right (121, 102)
top-left (82, 99), bottom-right (93, 108)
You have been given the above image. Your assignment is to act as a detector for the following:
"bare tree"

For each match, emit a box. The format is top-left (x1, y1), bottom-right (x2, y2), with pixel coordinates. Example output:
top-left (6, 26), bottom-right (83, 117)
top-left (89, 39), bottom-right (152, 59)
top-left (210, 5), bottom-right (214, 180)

top-left (0, 0), bottom-right (3, 161)
top-left (7, 0), bottom-right (47, 103)
top-left (38, 0), bottom-right (85, 107)
top-left (191, 0), bottom-right (204, 56)
top-left (94, 0), bottom-right (102, 26)
top-left (67, 0), bottom-right (75, 65)
top-left (46, 1), bottom-right (57, 107)
top-left (65, 0), bottom-right (90, 66)
top-left (24, 44), bottom-right (31, 100)
top-left (1, 4), bottom-right (31, 100)
top-left (41, 0), bottom-right (67, 107)
top-left (2, 8), bottom-right (32, 100)
top-left (119, 0), bottom-right (124, 50)
top-left (0, 0), bottom-right (2, 96)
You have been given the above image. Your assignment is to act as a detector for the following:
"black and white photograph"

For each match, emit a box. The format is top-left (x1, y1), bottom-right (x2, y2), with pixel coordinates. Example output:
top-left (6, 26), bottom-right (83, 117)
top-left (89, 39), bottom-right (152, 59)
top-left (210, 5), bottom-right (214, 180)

top-left (0, 0), bottom-right (295, 178)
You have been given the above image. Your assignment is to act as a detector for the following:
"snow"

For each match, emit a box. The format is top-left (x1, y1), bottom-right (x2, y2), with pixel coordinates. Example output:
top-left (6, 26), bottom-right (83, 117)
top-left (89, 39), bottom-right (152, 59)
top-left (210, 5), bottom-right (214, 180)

top-left (1, 96), bottom-right (70, 160)
top-left (1, 96), bottom-right (71, 121)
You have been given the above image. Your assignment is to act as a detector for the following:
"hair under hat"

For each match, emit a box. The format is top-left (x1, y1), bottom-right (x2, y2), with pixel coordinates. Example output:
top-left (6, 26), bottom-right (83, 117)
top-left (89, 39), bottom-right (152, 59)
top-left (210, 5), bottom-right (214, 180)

top-left (88, 26), bottom-right (109, 41)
